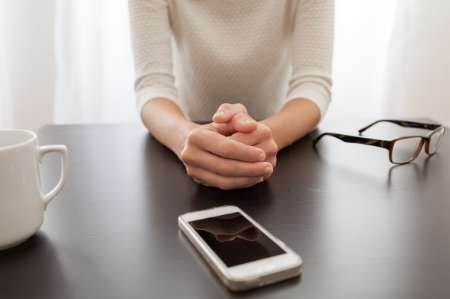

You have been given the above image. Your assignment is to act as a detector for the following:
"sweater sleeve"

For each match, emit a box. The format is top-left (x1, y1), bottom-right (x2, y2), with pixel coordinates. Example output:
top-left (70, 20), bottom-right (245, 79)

top-left (128, 0), bottom-right (178, 117)
top-left (287, 0), bottom-right (334, 120)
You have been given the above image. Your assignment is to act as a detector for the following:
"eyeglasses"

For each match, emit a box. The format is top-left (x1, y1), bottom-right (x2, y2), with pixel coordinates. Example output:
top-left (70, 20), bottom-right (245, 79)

top-left (313, 120), bottom-right (445, 164)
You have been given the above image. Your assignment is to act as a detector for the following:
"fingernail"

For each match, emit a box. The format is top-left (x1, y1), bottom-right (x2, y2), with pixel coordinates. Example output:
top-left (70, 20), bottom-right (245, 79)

top-left (257, 177), bottom-right (263, 183)
top-left (245, 119), bottom-right (255, 123)
top-left (258, 153), bottom-right (265, 161)
top-left (214, 111), bottom-right (224, 117)
top-left (264, 167), bottom-right (272, 176)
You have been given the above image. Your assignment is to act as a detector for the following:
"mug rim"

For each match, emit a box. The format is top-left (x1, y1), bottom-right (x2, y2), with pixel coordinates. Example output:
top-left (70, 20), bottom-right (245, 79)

top-left (0, 129), bottom-right (37, 151)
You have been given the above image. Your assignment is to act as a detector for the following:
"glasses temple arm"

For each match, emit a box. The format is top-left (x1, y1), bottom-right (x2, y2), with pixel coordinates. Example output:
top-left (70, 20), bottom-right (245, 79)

top-left (359, 120), bottom-right (442, 134)
top-left (313, 133), bottom-right (391, 149)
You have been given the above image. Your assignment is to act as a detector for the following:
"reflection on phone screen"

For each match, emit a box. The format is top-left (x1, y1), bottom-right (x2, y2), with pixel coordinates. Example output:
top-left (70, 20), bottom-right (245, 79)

top-left (189, 212), bottom-right (285, 267)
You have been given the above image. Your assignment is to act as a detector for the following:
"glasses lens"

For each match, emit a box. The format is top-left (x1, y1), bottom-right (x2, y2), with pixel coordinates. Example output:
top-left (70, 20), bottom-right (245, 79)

top-left (429, 127), bottom-right (445, 154)
top-left (392, 137), bottom-right (423, 163)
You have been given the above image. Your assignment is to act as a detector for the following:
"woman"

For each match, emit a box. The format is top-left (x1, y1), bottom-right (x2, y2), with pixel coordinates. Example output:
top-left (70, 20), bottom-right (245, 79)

top-left (129, 0), bottom-right (334, 190)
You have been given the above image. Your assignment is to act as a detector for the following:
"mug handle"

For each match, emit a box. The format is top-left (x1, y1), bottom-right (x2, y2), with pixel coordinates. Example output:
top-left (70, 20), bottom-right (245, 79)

top-left (38, 145), bottom-right (69, 210)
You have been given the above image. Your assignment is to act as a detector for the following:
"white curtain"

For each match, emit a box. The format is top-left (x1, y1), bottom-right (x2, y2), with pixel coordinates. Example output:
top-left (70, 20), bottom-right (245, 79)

top-left (0, 1), bottom-right (13, 130)
top-left (328, 0), bottom-right (398, 120)
top-left (384, 0), bottom-right (450, 126)
top-left (0, 0), bottom-right (55, 131)
top-left (54, 0), bottom-right (138, 124)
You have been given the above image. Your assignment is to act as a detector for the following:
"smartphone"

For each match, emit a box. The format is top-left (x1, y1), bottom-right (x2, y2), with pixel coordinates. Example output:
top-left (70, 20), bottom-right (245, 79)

top-left (178, 205), bottom-right (302, 292)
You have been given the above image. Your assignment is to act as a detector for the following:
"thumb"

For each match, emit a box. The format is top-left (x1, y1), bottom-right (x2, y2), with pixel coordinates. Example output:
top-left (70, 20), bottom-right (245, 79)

top-left (212, 103), bottom-right (251, 124)
top-left (212, 104), bottom-right (257, 134)
top-left (215, 113), bottom-right (258, 136)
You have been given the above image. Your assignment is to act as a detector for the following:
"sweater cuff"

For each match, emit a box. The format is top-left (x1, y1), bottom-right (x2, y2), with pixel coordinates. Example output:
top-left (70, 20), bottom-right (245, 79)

top-left (136, 87), bottom-right (179, 120)
top-left (286, 85), bottom-right (330, 121)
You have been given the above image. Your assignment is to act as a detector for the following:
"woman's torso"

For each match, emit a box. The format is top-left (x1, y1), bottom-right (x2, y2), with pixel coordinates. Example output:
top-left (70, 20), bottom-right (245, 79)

top-left (167, 0), bottom-right (300, 121)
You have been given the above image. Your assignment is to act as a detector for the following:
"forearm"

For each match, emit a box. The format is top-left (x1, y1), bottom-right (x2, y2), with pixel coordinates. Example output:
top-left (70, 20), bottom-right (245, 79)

top-left (260, 98), bottom-right (320, 150)
top-left (141, 98), bottom-right (199, 158)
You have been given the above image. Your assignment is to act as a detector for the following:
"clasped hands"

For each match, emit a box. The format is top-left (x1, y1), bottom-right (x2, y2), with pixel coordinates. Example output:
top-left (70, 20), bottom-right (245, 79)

top-left (180, 104), bottom-right (278, 190)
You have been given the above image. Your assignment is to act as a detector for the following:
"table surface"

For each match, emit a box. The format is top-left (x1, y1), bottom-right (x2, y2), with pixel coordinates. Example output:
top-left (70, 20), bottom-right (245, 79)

top-left (1, 120), bottom-right (449, 299)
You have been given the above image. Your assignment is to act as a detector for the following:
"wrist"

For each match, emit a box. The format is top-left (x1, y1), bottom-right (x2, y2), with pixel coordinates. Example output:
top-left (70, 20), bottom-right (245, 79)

top-left (141, 98), bottom-right (200, 159)
top-left (174, 119), bottom-right (200, 159)
top-left (260, 98), bottom-right (320, 150)
top-left (260, 117), bottom-right (286, 149)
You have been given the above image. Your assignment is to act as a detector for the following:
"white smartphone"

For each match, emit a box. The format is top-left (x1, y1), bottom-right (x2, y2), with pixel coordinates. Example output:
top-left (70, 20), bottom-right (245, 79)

top-left (178, 205), bottom-right (302, 292)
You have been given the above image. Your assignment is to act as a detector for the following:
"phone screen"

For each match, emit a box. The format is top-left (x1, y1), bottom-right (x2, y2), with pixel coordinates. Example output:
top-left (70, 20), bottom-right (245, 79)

top-left (189, 212), bottom-right (286, 267)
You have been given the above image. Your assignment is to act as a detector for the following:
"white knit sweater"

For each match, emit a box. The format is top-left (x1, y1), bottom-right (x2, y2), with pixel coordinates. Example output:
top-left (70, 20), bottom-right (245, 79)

top-left (129, 0), bottom-right (334, 122)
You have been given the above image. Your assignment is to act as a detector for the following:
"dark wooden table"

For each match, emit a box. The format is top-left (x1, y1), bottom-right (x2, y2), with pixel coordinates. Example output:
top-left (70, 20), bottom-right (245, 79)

top-left (1, 120), bottom-right (449, 299)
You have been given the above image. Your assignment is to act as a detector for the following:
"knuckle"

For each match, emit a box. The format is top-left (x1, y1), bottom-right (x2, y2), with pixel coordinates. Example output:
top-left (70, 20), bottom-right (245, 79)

top-left (221, 103), bottom-right (232, 110)
top-left (245, 148), bottom-right (257, 160)
top-left (179, 149), bottom-right (189, 162)
top-left (233, 112), bottom-right (245, 120)
top-left (217, 141), bottom-right (232, 157)
top-left (179, 149), bottom-right (194, 164)
top-left (273, 141), bottom-right (278, 152)
top-left (260, 125), bottom-right (272, 138)
top-left (219, 161), bottom-right (233, 176)
top-left (186, 129), bottom-right (200, 144)
top-left (235, 103), bottom-right (247, 113)
top-left (185, 166), bottom-right (195, 177)
top-left (218, 178), bottom-right (233, 190)
top-left (270, 157), bottom-right (277, 168)
top-left (266, 143), bottom-right (278, 156)
top-left (251, 165), bottom-right (260, 177)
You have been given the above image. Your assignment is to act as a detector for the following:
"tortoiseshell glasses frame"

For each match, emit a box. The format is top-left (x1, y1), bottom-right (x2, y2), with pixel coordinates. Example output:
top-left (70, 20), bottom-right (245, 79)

top-left (312, 120), bottom-right (445, 164)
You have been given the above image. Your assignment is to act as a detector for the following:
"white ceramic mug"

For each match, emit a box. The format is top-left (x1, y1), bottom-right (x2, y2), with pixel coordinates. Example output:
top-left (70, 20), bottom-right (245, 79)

top-left (0, 130), bottom-right (68, 250)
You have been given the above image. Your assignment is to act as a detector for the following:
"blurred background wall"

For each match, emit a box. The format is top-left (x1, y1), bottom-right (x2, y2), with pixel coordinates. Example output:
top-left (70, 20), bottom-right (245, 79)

top-left (384, 0), bottom-right (450, 126)
top-left (0, 0), bottom-right (449, 131)
top-left (328, 0), bottom-right (397, 120)
top-left (0, 0), bottom-right (56, 130)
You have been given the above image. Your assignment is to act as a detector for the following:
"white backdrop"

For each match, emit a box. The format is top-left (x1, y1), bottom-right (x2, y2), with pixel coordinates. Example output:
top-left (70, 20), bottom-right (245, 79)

top-left (384, 0), bottom-right (450, 126)
top-left (328, 0), bottom-right (398, 120)
top-left (0, 0), bottom-right (56, 130)
top-left (0, 0), bottom-right (449, 131)
top-left (54, 0), bottom-right (137, 124)
top-left (0, 3), bottom-right (13, 129)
